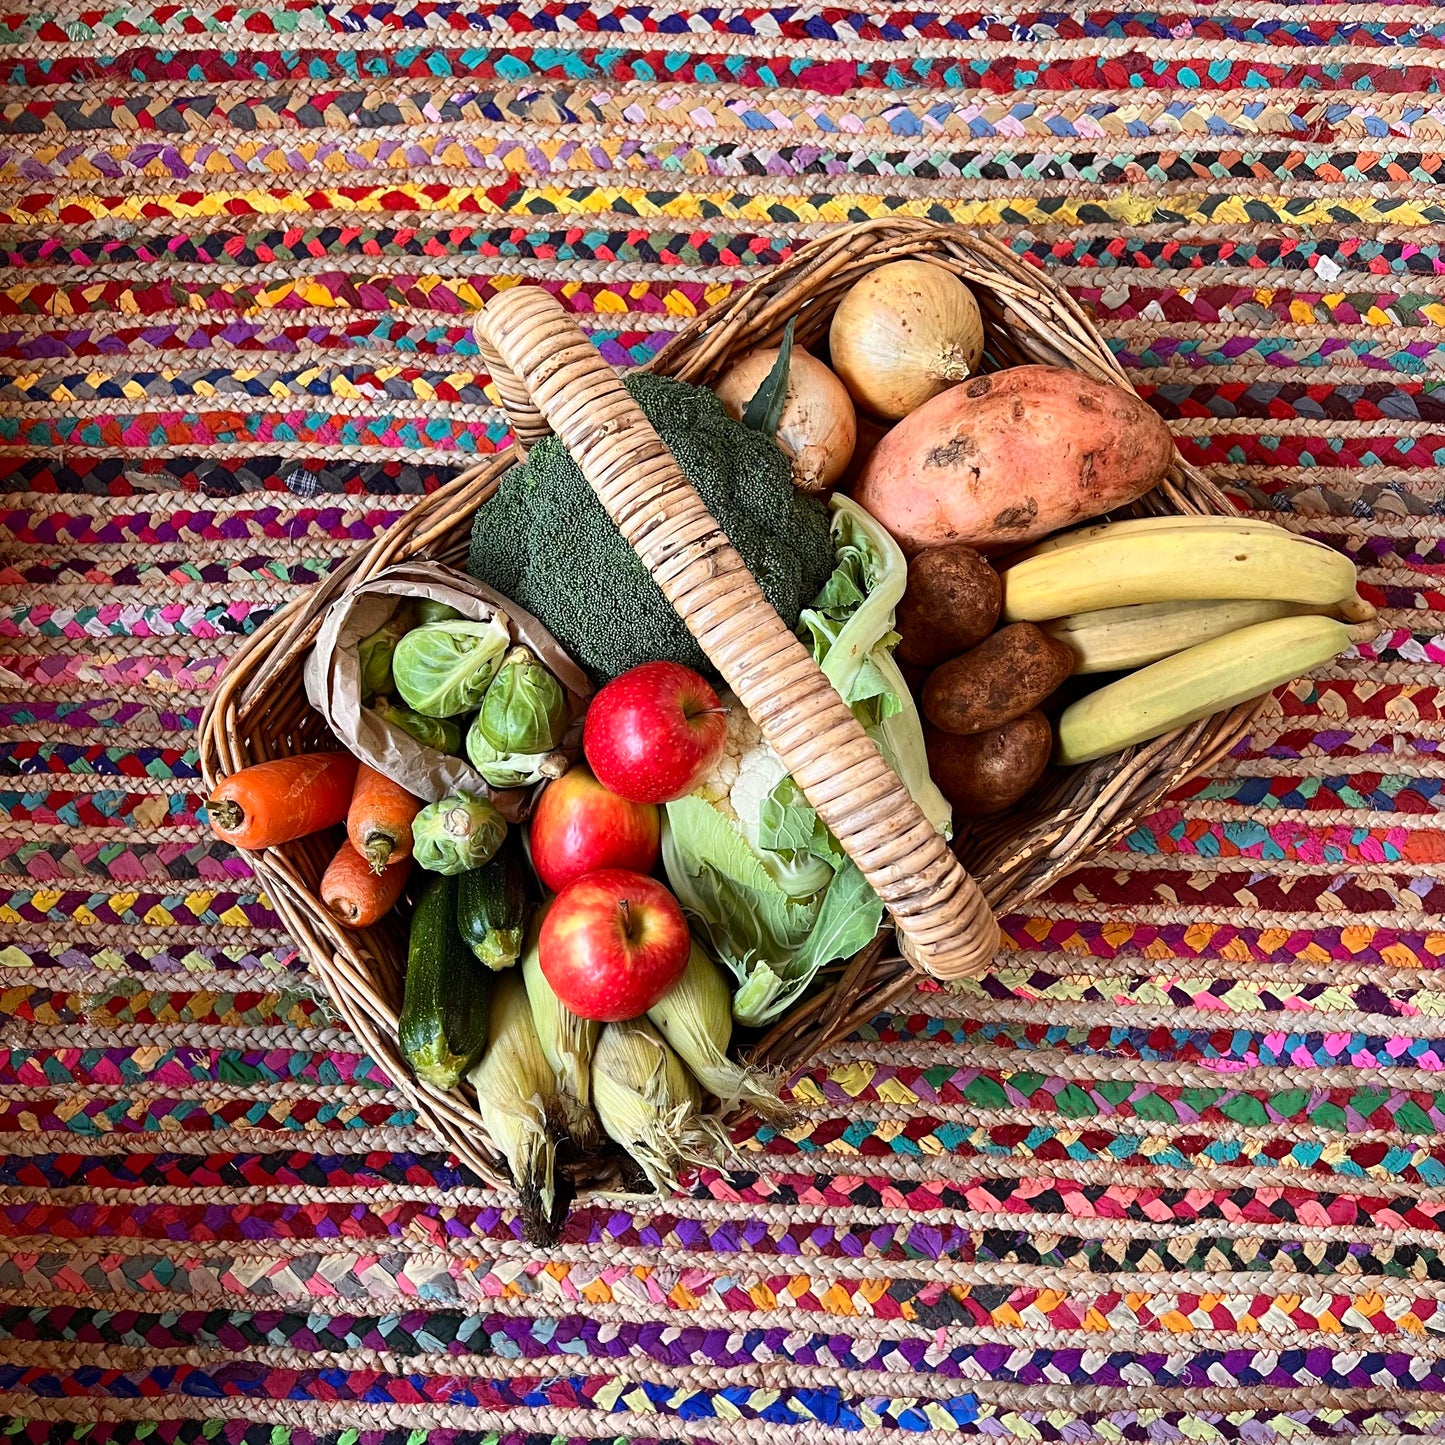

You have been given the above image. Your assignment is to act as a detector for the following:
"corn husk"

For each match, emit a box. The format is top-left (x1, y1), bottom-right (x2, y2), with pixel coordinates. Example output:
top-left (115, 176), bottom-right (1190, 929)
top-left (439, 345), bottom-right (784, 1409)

top-left (591, 1017), bottom-right (734, 1193)
top-left (468, 971), bottom-right (563, 1242)
top-left (521, 905), bottom-right (600, 1149)
top-left (647, 942), bottom-right (788, 1122)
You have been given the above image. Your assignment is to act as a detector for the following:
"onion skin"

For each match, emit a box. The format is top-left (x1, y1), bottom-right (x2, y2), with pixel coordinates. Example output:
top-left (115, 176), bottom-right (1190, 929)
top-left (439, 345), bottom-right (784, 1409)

top-left (829, 260), bottom-right (985, 420)
top-left (714, 347), bottom-right (856, 493)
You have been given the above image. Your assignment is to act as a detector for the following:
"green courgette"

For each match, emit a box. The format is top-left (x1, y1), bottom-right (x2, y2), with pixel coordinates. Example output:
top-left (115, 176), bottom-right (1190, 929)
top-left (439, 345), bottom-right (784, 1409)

top-left (456, 832), bottom-right (530, 970)
top-left (399, 872), bottom-right (490, 1088)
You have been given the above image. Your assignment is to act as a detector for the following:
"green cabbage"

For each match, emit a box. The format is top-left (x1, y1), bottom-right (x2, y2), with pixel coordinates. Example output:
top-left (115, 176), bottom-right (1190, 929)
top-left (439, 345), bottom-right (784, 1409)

top-left (415, 599), bottom-right (463, 626)
top-left (800, 496), bottom-right (951, 837)
top-left (356, 602), bottom-right (414, 700)
top-left (413, 793), bottom-right (509, 875)
top-left (661, 496), bottom-right (950, 1026)
top-left (465, 718), bottom-right (567, 789)
top-left (479, 647), bottom-right (567, 754)
top-left (393, 616), bottom-right (511, 718)
top-left (372, 696), bottom-right (462, 755)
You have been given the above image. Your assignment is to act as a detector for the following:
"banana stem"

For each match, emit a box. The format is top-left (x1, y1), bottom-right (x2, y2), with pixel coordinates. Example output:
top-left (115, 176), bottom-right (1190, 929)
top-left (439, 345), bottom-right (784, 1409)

top-left (1332, 590), bottom-right (1377, 624)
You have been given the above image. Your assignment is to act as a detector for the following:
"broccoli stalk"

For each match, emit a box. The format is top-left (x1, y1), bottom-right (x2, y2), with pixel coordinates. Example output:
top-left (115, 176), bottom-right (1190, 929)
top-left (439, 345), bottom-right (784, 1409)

top-left (469, 372), bottom-right (837, 682)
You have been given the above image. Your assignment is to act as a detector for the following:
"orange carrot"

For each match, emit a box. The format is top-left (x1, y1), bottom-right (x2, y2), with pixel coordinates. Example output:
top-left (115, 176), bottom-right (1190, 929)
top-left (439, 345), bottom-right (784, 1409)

top-left (208, 752), bottom-right (358, 851)
top-left (347, 762), bottom-right (423, 872)
top-left (321, 839), bottom-right (411, 928)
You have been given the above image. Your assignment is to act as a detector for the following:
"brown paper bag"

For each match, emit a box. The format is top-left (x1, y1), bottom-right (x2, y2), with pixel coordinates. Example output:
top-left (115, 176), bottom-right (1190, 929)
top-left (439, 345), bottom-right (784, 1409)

top-left (303, 561), bottom-right (592, 822)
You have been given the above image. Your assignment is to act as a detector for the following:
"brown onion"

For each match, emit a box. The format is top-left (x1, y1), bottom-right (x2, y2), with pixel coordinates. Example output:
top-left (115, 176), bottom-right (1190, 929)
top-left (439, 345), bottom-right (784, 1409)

top-left (828, 260), bottom-right (985, 420)
top-left (715, 347), bottom-right (856, 493)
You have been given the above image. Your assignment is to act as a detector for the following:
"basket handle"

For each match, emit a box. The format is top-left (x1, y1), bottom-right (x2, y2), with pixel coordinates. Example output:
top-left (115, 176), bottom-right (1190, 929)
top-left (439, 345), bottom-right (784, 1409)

top-left (478, 288), bottom-right (999, 982)
top-left (476, 333), bottom-right (552, 450)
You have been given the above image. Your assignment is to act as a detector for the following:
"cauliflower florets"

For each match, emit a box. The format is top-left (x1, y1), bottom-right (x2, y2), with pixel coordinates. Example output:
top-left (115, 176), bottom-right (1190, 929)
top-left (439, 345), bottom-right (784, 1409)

top-left (691, 690), bottom-right (766, 819)
top-left (676, 689), bottom-right (834, 901)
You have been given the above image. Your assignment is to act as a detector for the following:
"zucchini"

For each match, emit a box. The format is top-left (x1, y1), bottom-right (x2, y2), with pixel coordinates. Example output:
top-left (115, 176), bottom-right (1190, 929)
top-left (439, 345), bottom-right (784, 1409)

top-left (399, 872), bottom-right (490, 1088)
top-left (457, 833), bottom-right (530, 970)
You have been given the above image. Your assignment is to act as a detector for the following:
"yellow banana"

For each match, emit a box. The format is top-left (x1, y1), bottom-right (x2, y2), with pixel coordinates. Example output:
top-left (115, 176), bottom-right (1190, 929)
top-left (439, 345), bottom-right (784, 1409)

top-left (1001, 524), bottom-right (1357, 621)
top-left (1055, 614), bottom-right (1380, 766)
top-left (1042, 598), bottom-right (1321, 674)
top-left (1012, 512), bottom-right (1286, 562)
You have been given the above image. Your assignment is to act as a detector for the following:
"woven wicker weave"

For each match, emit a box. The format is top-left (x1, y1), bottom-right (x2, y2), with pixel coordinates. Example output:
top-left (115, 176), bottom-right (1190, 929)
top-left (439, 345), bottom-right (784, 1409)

top-left (197, 218), bottom-right (1264, 1192)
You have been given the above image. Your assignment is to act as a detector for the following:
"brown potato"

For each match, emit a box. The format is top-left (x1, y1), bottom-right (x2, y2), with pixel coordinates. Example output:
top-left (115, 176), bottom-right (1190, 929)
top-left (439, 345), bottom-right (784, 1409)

top-left (895, 544), bottom-right (1001, 667)
top-left (923, 623), bottom-right (1074, 735)
top-left (925, 712), bottom-right (1052, 817)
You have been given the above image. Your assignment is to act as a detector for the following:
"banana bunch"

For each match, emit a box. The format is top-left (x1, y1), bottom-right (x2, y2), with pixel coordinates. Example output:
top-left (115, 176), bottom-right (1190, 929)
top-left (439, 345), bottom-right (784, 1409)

top-left (998, 515), bottom-right (1380, 765)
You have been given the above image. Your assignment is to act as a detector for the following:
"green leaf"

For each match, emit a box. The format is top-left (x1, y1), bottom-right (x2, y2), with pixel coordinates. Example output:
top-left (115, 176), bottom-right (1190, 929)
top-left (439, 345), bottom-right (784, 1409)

top-left (786, 859), bottom-right (883, 982)
top-left (740, 317), bottom-right (796, 438)
top-left (810, 559), bottom-right (868, 614)
top-left (759, 774), bottom-right (821, 854)
top-left (662, 796), bottom-right (820, 977)
top-left (732, 959), bottom-right (792, 1027)
top-left (807, 817), bottom-right (846, 868)
top-left (755, 774), bottom-right (846, 867)
top-left (846, 653), bottom-right (904, 716)
top-left (801, 498), bottom-right (952, 838)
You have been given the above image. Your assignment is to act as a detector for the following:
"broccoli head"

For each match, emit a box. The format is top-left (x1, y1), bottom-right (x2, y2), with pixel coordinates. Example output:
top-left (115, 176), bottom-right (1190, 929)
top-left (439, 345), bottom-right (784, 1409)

top-left (468, 371), bottom-right (837, 681)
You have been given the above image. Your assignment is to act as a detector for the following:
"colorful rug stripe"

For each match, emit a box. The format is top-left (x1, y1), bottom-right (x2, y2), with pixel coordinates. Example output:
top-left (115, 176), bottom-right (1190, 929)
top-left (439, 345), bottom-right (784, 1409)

top-left (3, 0), bottom-right (1444, 1438)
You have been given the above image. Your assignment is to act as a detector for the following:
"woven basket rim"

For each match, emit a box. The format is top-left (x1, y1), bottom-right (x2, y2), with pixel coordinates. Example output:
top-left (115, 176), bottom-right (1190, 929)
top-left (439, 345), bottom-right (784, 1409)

top-left (196, 218), bottom-right (1265, 1217)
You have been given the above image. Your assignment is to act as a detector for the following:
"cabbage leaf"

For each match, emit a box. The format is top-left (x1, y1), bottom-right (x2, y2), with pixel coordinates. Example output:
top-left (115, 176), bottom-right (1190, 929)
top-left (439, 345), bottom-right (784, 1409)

top-left (661, 494), bottom-right (949, 1026)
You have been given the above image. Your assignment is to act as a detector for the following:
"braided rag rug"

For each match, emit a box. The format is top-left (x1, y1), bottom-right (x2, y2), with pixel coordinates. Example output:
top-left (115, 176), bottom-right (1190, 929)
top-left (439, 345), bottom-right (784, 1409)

top-left (3, 2), bottom-right (1445, 1440)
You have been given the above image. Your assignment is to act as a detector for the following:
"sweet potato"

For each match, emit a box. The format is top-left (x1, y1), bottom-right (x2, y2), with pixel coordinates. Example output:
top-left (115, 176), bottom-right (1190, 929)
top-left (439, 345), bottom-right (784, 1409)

top-left (852, 365), bottom-right (1174, 553)
top-left (922, 623), bottom-right (1074, 735)
top-left (925, 713), bottom-right (1052, 817)
top-left (895, 544), bottom-right (1001, 667)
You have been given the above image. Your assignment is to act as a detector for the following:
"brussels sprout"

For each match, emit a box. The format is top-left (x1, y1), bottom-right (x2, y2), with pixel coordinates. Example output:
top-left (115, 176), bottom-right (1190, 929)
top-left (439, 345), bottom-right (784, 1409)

top-left (372, 696), bottom-right (463, 754)
top-left (356, 602), bottom-right (414, 699)
top-left (413, 793), bottom-right (508, 875)
top-left (479, 647), bottom-right (568, 754)
top-left (465, 715), bottom-right (569, 788)
top-left (393, 614), bottom-right (511, 718)
top-left (416, 599), bottom-right (463, 626)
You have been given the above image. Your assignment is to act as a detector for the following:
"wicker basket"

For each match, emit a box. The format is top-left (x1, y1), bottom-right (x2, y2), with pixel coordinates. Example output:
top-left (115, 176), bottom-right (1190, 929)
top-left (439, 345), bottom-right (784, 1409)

top-left (198, 218), bottom-right (1264, 1196)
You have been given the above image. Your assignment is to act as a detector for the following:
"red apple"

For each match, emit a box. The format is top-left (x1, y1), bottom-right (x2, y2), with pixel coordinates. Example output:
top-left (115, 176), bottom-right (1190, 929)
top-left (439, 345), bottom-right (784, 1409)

top-left (583, 661), bottom-right (728, 804)
top-left (539, 869), bottom-right (690, 1022)
top-left (529, 764), bottom-right (660, 894)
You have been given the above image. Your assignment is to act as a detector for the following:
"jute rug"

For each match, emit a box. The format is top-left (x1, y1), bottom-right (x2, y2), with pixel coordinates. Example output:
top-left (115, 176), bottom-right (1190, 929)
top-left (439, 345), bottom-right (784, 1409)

top-left (2, 4), bottom-right (1443, 1439)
